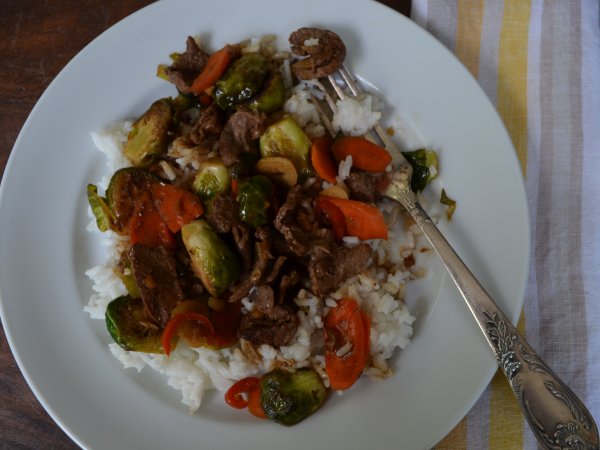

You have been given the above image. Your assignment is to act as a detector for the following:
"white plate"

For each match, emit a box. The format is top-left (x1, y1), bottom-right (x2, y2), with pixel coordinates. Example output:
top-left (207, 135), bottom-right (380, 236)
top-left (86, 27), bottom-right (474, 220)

top-left (0, 0), bottom-right (529, 449)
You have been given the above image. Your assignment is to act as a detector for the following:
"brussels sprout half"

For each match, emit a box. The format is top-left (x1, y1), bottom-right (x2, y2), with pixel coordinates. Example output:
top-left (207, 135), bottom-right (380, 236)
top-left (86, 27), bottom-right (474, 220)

top-left (259, 116), bottom-right (313, 179)
top-left (124, 98), bottom-right (174, 166)
top-left (192, 158), bottom-right (231, 201)
top-left (181, 220), bottom-right (241, 297)
top-left (260, 368), bottom-right (328, 426)
top-left (105, 295), bottom-right (163, 353)
top-left (213, 53), bottom-right (268, 110)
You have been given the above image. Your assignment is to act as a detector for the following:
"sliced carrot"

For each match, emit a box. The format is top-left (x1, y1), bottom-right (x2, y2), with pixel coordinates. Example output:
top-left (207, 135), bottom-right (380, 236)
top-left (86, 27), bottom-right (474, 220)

top-left (317, 197), bottom-right (388, 240)
top-left (315, 197), bottom-right (347, 242)
top-left (331, 136), bottom-right (392, 173)
top-left (190, 45), bottom-right (236, 95)
top-left (231, 179), bottom-right (239, 198)
top-left (324, 297), bottom-right (370, 390)
top-left (310, 136), bottom-right (337, 183)
top-left (198, 91), bottom-right (213, 106)
top-left (151, 183), bottom-right (204, 233)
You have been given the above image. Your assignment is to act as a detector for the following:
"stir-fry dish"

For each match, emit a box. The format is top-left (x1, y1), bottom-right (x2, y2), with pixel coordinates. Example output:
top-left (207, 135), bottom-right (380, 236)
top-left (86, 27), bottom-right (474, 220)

top-left (86, 28), bottom-right (445, 426)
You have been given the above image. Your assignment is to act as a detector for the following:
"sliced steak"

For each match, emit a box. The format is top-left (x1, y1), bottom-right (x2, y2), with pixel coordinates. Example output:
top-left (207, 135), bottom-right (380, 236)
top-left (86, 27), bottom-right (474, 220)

top-left (278, 269), bottom-right (301, 304)
top-left (166, 36), bottom-right (209, 94)
top-left (265, 256), bottom-right (287, 284)
top-left (228, 227), bottom-right (273, 302)
top-left (238, 285), bottom-right (298, 347)
top-left (189, 104), bottom-right (223, 146)
top-left (219, 110), bottom-right (266, 166)
top-left (205, 192), bottom-right (254, 270)
top-left (274, 185), bottom-right (311, 256)
top-left (232, 223), bottom-right (253, 271)
top-left (346, 171), bottom-right (382, 203)
top-left (205, 192), bottom-right (238, 233)
top-left (308, 243), bottom-right (372, 298)
top-left (129, 244), bottom-right (183, 327)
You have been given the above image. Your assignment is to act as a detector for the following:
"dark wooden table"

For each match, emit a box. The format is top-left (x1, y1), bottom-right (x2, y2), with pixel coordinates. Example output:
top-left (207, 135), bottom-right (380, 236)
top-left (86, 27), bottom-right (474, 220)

top-left (0, 1), bottom-right (410, 448)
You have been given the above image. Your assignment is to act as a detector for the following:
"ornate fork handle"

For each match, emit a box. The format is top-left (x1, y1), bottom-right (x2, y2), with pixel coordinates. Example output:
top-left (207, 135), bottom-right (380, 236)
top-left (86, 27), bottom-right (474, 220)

top-left (389, 185), bottom-right (599, 450)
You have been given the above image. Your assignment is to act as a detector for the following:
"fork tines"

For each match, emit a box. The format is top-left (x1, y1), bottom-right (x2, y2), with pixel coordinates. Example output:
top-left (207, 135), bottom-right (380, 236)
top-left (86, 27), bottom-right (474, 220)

top-left (310, 65), bottom-right (400, 155)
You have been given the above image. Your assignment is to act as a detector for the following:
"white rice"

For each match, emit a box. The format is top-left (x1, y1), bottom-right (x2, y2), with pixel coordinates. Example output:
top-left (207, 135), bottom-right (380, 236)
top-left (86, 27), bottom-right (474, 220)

top-left (86, 63), bottom-right (423, 411)
top-left (332, 94), bottom-right (381, 136)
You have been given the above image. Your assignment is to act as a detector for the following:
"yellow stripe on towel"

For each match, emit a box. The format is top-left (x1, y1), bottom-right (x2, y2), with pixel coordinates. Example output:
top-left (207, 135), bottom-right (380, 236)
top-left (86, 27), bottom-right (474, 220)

top-left (496, 0), bottom-right (531, 175)
top-left (455, 0), bottom-right (485, 77)
top-left (489, 1), bottom-right (531, 448)
top-left (435, 4), bottom-right (485, 448)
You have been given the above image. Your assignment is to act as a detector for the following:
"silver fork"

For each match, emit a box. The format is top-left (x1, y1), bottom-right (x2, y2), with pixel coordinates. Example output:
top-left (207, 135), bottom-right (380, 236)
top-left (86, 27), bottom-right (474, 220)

top-left (313, 65), bottom-right (599, 450)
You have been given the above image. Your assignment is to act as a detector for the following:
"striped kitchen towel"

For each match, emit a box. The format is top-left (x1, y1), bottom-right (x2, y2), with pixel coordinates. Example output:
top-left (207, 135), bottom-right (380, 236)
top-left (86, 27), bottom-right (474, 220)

top-left (410, 0), bottom-right (600, 449)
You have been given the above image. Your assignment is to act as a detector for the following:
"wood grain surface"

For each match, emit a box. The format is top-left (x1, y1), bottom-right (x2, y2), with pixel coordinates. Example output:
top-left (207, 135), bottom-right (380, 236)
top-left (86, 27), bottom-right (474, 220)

top-left (0, 1), bottom-right (410, 448)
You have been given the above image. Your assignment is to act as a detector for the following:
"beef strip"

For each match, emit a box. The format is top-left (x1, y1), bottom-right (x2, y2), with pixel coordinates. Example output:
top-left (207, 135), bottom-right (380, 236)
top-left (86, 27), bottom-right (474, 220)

top-left (189, 104), bottom-right (223, 146)
top-left (166, 36), bottom-right (209, 94)
top-left (278, 269), bottom-right (301, 304)
top-left (204, 192), bottom-right (254, 270)
top-left (288, 28), bottom-right (346, 80)
top-left (308, 242), bottom-right (372, 298)
top-left (228, 227), bottom-right (273, 302)
top-left (264, 255), bottom-right (287, 283)
top-left (274, 185), bottom-right (312, 256)
top-left (232, 223), bottom-right (253, 271)
top-left (346, 171), bottom-right (382, 203)
top-left (129, 244), bottom-right (184, 327)
top-left (238, 285), bottom-right (298, 347)
top-left (219, 110), bottom-right (267, 166)
top-left (205, 192), bottom-right (239, 233)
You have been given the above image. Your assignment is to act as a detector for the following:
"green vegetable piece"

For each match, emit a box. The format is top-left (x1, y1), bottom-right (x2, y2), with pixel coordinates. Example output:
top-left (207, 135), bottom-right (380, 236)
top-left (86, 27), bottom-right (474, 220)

top-left (105, 295), bottom-right (163, 353)
top-left (213, 53), bottom-right (268, 109)
top-left (237, 175), bottom-right (272, 228)
top-left (259, 116), bottom-right (313, 179)
top-left (401, 148), bottom-right (439, 192)
top-left (105, 167), bottom-right (157, 231)
top-left (87, 184), bottom-right (114, 232)
top-left (156, 64), bottom-right (169, 81)
top-left (248, 73), bottom-right (285, 114)
top-left (124, 98), bottom-right (174, 166)
top-left (181, 220), bottom-right (241, 297)
top-left (440, 188), bottom-right (457, 221)
top-left (260, 368), bottom-right (328, 426)
top-left (192, 158), bottom-right (231, 201)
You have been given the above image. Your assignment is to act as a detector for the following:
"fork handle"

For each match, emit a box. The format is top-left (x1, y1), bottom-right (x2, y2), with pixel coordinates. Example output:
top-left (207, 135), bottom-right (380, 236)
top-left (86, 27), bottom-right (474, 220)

top-left (404, 199), bottom-right (599, 450)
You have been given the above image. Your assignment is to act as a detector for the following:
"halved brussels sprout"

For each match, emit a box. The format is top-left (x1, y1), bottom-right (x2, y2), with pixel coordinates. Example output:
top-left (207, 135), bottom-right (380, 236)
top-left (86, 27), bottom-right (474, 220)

top-left (181, 220), bottom-right (241, 297)
top-left (259, 116), bottom-right (313, 179)
top-left (105, 167), bottom-right (157, 231)
top-left (213, 53), bottom-right (268, 109)
top-left (192, 158), bottom-right (231, 201)
top-left (248, 72), bottom-right (285, 114)
top-left (260, 368), bottom-right (328, 426)
top-left (124, 98), bottom-right (174, 166)
top-left (105, 295), bottom-right (163, 353)
top-left (237, 175), bottom-right (273, 228)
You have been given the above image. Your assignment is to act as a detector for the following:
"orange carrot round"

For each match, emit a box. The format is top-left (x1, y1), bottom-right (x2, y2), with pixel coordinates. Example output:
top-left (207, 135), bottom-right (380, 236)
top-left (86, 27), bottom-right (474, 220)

top-left (331, 136), bottom-right (392, 173)
top-left (310, 136), bottom-right (337, 183)
top-left (318, 197), bottom-right (388, 240)
top-left (324, 297), bottom-right (370, 390)
top-left (190, 45), bottom-right (236, 95)
top-left (151, 183), bottom-right (204, 233)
